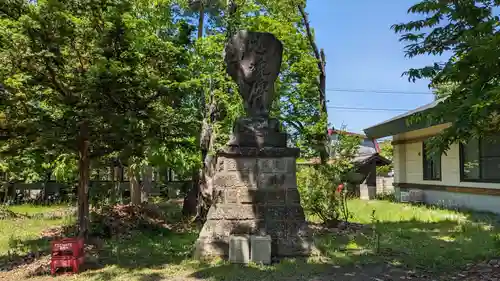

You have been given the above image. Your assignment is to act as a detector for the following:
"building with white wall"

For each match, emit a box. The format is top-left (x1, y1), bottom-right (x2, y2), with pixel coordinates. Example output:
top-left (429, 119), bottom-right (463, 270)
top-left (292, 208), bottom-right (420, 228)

top-left (364, 100), bottom-right (500, 214)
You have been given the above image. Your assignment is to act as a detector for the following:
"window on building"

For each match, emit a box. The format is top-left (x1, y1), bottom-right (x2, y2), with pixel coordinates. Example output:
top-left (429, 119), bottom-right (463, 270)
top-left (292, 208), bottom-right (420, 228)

top-left (423, 141), bottom-right (441, 180)
top-left (461, 136), bottom-right (500, 182)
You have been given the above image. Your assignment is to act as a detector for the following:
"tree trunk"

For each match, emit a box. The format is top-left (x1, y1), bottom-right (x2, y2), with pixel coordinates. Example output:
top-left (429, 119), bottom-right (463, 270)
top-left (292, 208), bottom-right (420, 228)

top-left (111, 166), bottom-right (121, 204)
top-left (197, 4), bottom-right (205, 39)
top-left (182, 170), bottom-right (200, 217)
top-left (129, 165), bottom-right (141, 205)
top-left (77, 122), bottom-right (90, 238)
top-left (298, 4), bottom-right (329, 164)
top-left (182, 89), bottom-right (217, 219)
top-left (141, 165), bottom-right (153, 203)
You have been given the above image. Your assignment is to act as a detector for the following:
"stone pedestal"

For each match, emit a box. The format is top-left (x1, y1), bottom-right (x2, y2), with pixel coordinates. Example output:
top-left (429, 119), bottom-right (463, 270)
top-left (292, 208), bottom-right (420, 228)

top-left (194, 146), bottom-right (315, 259)
top-left (250, 235), bottom-right (272, 264)
top-left (195, 31), bottom-right (315, 260)
top-left (229, 235), bottom-right (250, 264)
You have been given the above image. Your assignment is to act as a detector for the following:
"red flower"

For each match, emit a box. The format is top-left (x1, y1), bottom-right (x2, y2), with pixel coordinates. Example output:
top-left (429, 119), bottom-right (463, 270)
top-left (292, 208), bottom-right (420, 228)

top-left (337, 183), bottom-right (344, 193)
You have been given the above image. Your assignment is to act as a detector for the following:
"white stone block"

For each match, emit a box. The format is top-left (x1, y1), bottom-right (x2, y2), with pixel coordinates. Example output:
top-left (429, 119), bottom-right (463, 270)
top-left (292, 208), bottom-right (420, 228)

top-left (229, 235), bottom-right (250, 264)
top-left (250, 235), bottom-right (271, 264)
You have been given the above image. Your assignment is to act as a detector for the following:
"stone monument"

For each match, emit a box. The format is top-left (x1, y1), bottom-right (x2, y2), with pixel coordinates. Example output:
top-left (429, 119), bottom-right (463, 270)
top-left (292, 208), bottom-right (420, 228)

top-left (194, 31), bottom-right (314, 259)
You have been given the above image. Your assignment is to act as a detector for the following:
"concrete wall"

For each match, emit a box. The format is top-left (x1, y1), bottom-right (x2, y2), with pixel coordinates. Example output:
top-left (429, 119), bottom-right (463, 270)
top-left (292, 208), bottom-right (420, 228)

top-left (420, 190), bottom-right (500, 214)
top-left (394, 124), bottom-right (500, 213)
top-left (376, 177), bottom-right (394, 194)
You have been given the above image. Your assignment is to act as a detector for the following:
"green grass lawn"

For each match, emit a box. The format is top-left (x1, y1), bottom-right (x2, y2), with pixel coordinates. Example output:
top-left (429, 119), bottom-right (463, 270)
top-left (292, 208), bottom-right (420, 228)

top-left (0, 199), bottom-right (499, 281)
top-left (0, 204), bottom-right (75, 255)
top-left (316, 200), bottom-right (500, 271)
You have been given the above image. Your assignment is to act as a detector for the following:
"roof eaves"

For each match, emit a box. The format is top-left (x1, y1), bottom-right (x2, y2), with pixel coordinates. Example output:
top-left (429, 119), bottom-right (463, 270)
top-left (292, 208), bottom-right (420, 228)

top-left (363, 98), bottom-right (445, 139)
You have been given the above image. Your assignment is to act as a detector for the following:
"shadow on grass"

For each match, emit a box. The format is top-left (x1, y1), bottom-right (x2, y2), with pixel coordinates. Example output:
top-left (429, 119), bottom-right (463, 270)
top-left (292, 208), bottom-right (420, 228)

top-left (96, 227), bottom-right (199, 269)
top-left (187, 216), bottom-right (500, 281)
top-left (2, 200), bottom-right (500, 280)
top-left (0, 201), bottom-right (200, 276)
top-left (315, 216), bottom-right (500, 273)
top-left (137, 272), bottom-right (164, 281)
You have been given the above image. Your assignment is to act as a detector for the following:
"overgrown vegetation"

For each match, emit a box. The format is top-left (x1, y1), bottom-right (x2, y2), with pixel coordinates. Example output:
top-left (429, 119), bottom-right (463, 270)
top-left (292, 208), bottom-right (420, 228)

top-left (297, 133), bottom-right (360, 226)
top-left (376, 140), bottom-right (393, 176)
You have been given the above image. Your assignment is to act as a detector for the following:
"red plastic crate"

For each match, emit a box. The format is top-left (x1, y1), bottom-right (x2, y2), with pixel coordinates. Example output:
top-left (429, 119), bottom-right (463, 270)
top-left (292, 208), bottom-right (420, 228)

top-left (50, 255), bottom-right (85, 275)
top-left (51, 238), bottom-right (84, 257)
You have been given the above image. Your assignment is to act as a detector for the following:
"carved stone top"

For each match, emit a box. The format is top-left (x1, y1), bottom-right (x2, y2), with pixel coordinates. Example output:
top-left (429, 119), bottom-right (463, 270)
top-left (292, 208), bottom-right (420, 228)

top-left (225, 31), bottom-right (283, 117)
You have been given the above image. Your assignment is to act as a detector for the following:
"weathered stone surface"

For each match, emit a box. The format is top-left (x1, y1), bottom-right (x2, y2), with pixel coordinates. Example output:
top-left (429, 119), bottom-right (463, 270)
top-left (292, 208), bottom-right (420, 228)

top-left (218, 146), bottom-right (300, 158)
top-left (225, 188), bottom-right (254, 204)
top-left (258, 158), bottom-right (289, 173)
top-left (265, 189), bottom-right (286, 204)
top-left (225, 31), bottom-right (283, 117)
top-left (224, 158), bottom-right (257, 172)
top-left (228, 118), bottom-right (288, 148)
top-left (207, 204), bottom-right (259, 220)
top-left (229, 235), bottom-right (250, 264)
top-left (193, 237), bottom-right (229, 259)
top-left (213, 171), bottom-right (257, 189)
top-left (258, 172), bottom-right (296, 190)
top-left (250, 235), bottom-right (272, 265)
top-left (263, 206), bottom-right (287, 222)
top-left (265, 220), bottom-right (287, 238)
top-left (286, 189), bottom-right (301, 204)
top-left (285, 221), bottom-right (311, 237)
top-left (286, 205), bottom-right (306, 221)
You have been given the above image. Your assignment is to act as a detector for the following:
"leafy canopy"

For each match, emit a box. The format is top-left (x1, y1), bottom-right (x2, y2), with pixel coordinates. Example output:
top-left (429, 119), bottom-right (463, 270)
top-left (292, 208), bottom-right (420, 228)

top-left (393, 0), bottom-right (500, 152)
top-left (0, 0), bottom-right (198, 179)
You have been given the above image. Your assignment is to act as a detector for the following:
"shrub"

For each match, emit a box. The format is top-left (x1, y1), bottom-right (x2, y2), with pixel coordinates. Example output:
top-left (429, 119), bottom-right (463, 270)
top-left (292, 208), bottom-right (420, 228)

top-left (297, 132), bottom-right (360, 227)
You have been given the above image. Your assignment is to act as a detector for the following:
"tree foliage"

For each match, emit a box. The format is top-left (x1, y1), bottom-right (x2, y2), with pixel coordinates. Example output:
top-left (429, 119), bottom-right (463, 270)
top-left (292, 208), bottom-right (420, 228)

top-left (297, 133), bottom-right (360, 226)
top-left (393, 0), bottom-right (500, 152)
top-left (0, 0), bottom-right (198, 233)
top-left (376, 140), bottom-right (393, 176)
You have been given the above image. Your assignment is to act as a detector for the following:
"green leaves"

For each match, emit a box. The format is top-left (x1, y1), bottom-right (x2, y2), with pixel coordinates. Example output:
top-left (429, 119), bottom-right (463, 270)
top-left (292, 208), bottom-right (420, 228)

top-left (395, 0), bottom-right (500, 153)
top-left (0, 0), bottom-right (200, 181)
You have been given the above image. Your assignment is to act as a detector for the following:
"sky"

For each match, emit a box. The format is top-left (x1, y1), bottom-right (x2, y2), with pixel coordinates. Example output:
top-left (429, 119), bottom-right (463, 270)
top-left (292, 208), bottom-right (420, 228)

top-left (306, 0), bottom-right (442, 134)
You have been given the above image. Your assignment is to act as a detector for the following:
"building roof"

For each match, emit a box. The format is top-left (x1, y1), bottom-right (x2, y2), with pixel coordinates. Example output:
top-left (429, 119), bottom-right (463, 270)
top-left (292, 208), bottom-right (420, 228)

top-left (353, 153), bottom-right (391, 166)
top-left (363, 98), bottom-right (445, 139)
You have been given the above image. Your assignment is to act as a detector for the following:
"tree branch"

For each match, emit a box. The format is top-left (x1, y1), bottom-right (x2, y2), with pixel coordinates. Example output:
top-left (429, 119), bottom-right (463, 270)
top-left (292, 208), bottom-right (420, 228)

top-left (298, 4), bottom-right (325, 76)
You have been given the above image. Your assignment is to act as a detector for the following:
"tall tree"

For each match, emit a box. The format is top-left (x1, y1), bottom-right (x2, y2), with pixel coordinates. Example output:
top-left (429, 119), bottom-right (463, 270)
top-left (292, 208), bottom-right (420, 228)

top-left (393, 0), bottom-right (500, 152)
top-left (188, 0), bottom-right (224, 39)
top-left (181, 0), bottom-right (239, 219)
top-left (0, 0), bottom-right (195, 236)
top-left (298, 3), bottom-right (329, 164)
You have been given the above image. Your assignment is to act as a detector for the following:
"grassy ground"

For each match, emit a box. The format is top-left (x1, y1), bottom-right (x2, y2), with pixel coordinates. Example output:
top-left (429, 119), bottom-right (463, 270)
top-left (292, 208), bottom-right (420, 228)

top-left (0, 199), bottom-right (499, 281)
top-left (0, 204), bottom-right (74, 254)
top-left (316, 200), bottom-right (500, 271)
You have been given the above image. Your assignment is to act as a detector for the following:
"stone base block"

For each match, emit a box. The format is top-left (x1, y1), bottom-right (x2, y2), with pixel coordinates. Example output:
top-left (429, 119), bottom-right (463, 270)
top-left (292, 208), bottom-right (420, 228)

top-left (250, 235), bottom-right (271, 264)
top-left (194, 146), bottom-right (317, 260)
top-left (229, 235), bottom-right (250, 264)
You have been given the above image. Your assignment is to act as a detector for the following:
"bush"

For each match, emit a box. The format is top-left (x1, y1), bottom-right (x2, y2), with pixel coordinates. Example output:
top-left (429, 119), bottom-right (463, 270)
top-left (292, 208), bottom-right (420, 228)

top-left (297, 132), bottom-right (360, 227)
